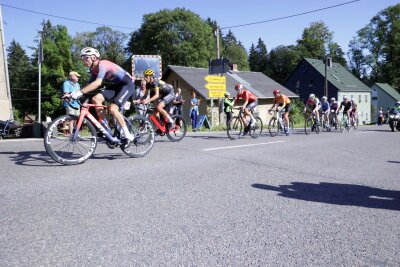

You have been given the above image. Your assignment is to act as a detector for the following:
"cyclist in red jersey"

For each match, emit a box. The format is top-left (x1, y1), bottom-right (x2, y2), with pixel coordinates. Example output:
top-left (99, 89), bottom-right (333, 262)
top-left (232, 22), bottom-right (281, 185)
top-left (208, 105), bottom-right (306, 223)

top-left (234, 83), bottom-right (258, 134)
top-left (69, 47), bottom-right (135, 141)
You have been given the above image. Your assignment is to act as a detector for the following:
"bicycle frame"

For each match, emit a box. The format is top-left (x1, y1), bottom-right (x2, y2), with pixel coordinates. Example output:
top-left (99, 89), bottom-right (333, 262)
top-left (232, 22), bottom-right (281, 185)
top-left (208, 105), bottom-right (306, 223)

top-left (148, 114), bottom-right (168, 133)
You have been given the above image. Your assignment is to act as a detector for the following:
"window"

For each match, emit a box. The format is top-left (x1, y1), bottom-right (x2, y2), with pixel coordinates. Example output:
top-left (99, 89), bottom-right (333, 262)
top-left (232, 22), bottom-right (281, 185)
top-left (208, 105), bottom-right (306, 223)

top-left (350, 95), bottom-right (353, 100)
top-left (365, 95), bottom-right (368, 103)
top-left (296, 80), bottom-right (300, 88)
top-left (308, 80), bottom-right (313, 87)
top-left (359, 95), bottom-right (361, 103)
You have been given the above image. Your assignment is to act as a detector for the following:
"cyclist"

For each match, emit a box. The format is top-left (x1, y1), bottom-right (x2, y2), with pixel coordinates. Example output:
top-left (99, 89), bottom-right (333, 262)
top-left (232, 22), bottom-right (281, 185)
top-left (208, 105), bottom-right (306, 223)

top-left (69, 47), bottom-right (135, 141)
top-left (329, 97), bottom-right (339, 128)
top-left (320, 96), bottom-right (330, 128)
top-left (338, 95), bottom-right (352, 125)
top-left (350, 98), bottom-right (358, 126)
top-left (233, 83), bottom-right (258, 135)
top-left (269, 89), bottom-right (291, 134)
top-left (303, 94), bottom-right (320, 125)
top-left (140, 69), bottom-right (176, 129)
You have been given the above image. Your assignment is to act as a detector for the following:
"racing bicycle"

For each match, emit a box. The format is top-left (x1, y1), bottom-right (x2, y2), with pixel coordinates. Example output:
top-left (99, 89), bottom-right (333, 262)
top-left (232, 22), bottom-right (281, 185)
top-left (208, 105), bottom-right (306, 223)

top-left (267, 109), bottom-right (294, 137)
top-left (227, 107), bottom-right (263, 140)
top-left (44, 98), bottom-right (155, 165)
top-left (304, 111), bottom-right (320, 134)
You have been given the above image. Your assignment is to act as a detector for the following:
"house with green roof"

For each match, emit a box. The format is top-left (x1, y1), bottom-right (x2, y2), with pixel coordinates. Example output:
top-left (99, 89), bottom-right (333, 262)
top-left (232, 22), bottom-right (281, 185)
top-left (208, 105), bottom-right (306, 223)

top-left (284, 58), bottom-right (371, 123)
top-left (371, 83), bottom-right (400, 120)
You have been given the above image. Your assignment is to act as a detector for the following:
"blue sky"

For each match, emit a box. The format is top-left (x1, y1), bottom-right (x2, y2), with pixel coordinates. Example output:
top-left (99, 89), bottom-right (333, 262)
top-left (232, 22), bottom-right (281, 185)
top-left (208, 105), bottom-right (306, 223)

top-left (1, 0), bottom-right (398, 57)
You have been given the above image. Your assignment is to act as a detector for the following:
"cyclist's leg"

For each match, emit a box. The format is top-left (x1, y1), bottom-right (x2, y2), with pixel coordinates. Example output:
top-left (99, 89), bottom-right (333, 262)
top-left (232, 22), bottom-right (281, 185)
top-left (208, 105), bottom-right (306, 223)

top-left (284, 104), bottom-right (291, 128)
top-left (111, 78), bottom-right (135, 139)
top-left (246, 100), bottom-right (258, 126)
top-left (92, 92), bottom-right (109, 120)
top-left (157, 93), bottom-right (175, 127)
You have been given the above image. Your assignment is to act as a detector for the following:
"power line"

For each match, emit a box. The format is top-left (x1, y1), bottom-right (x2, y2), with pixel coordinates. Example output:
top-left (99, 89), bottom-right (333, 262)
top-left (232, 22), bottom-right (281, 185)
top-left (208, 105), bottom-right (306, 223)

top-left (221, 0), bottom-right (361, 29)
top-left (0, 3), bottom-right (137, 31)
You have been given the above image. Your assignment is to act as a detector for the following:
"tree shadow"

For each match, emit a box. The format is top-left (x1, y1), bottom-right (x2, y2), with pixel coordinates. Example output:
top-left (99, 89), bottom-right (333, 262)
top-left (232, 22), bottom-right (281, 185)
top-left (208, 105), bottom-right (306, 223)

top-left (252, 182), bottom-right (400, 211)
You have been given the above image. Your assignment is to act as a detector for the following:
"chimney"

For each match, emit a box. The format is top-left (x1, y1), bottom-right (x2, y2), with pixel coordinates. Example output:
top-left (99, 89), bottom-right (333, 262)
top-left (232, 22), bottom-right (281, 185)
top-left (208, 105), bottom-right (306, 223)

top-left (230, 63), bottom-right (238, 72)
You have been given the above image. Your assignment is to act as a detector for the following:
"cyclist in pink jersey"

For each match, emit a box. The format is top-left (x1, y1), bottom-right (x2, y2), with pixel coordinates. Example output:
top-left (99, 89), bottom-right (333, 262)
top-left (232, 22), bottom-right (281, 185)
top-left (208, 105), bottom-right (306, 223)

top-left (69, 47), bottom-right (135, 141)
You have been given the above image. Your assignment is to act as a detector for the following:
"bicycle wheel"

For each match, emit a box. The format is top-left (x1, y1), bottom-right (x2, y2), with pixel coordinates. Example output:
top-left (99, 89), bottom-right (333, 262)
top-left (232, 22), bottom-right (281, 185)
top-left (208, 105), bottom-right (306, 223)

top-left (227, 116), bottom-right (242, 140)
top-left (314, 122), bottom-right (320, 134)
top-left (249, 117), bottom-right (263, 139)
top-left (353, 118), bottom-right (358, 130)
top-left (166, 115), bottom-right (187, 142)
top-left (122, 115), bottom-right (155, 157)
top-left (268, 117), bottom-right (279, 137)
top-left (44, 115), bottom-right (97, 165)
top-left (304, 118), bottom-right (312, 135)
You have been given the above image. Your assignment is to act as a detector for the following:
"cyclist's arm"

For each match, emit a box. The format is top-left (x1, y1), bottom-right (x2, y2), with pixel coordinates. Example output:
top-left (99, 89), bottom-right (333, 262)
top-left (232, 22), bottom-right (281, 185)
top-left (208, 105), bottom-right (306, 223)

top-left (144, 87), bottom-right (159, 104)
top-left (242, 98), bottom-right (249, 109)
top-left (80, 77), bottom-right (102, 94)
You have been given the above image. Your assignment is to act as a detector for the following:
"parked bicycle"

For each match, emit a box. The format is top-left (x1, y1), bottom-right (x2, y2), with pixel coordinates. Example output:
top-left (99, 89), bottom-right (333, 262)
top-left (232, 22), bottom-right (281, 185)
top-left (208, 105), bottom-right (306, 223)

top-left (0, 113), bottom-right (22, 139)
top-left (267, 109), bottom-right (293, 137)
top-left (138, 105), bottom-right (187, 142)
top-left (304, 111), bottom-right (320, 134)
top-left (227, 107), bottom-right (263, 140)
top-left (44, 98), bottom-right (155, 165)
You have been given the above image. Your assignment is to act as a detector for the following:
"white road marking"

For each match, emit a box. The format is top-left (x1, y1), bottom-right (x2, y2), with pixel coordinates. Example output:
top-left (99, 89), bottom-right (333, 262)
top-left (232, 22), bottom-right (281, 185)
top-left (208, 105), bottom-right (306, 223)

top-left (203, 141), bottom-right (285, 151)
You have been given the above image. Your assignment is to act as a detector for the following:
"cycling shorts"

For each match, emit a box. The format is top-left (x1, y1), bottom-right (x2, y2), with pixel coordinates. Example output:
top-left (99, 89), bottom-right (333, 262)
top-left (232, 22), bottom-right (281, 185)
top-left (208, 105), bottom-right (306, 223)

top-left (100, 74), bottom-right (135, 108)
top-left (246, 99), bottom-right (258, 110)
top-left (279, 103), bottom-right (292, 113)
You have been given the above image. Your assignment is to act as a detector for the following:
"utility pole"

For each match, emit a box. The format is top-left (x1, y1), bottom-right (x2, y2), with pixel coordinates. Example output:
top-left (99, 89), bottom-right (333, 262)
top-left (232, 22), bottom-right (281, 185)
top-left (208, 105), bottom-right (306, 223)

top-left (324, 55), bottom-right (331, 97)
top-left (0, 5), bottom-right (12, 121)
top-left (38, 36), bottom-right (43, 124)
top-left (214, 26), bottom-right (220, 59)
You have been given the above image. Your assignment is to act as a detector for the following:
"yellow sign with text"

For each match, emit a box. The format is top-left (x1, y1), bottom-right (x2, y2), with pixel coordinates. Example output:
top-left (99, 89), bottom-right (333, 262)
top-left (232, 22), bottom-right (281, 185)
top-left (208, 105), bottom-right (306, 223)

top-left (204, 75), bottom-right (226, 83)
top-left (205, 83), bottom-right (226, 90)
top-left (208, 90), bottom-right (226, 98)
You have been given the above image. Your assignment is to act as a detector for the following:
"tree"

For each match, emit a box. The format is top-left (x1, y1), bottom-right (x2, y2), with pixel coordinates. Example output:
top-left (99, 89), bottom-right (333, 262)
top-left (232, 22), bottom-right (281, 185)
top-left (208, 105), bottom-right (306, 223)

top-left (221, 30), bottom-right (249, 71)
top-left (297, 21), bottom-right (332, 59)
top-left (348, 3), bottom-right (400, 89)
top-left (126, 8), bottom-right (215, 69)
top-left (265, 45), bottom-right (301, 84)
top-left (248, 38), bottom-right (268, 72)
top-left (7, 40), bottom-right (35, 116)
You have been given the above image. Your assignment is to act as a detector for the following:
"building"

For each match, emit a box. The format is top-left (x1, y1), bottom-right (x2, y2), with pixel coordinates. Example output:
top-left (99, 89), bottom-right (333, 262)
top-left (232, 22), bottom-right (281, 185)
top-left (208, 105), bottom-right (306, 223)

top-left (371, 83), bottom-right (400, 120)
top-left (162, 65), bottom-right (298, 127)
top-left (285, 58), bottom-right (372, 124)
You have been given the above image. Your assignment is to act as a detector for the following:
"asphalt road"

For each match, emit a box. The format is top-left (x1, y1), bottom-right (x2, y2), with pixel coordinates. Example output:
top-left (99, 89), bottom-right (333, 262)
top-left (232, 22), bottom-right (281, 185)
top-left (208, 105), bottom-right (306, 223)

top-left (0, 125), bottom-right (399, 266)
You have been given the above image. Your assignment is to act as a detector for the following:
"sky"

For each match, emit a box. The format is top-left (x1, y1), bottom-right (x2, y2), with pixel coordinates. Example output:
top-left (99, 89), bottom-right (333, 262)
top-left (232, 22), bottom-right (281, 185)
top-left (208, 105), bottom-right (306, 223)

top-left (1, 0), bottom-right (399, 57)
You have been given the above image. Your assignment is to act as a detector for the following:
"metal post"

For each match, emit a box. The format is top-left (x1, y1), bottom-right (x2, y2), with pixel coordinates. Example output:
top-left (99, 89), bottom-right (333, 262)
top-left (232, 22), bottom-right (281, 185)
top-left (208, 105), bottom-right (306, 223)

top-left (324, 55), bottom-right (330, 97)
top-left (38, 37), bottom-right (42, 123)
top-left (215, 27), bottom-right (220, 59)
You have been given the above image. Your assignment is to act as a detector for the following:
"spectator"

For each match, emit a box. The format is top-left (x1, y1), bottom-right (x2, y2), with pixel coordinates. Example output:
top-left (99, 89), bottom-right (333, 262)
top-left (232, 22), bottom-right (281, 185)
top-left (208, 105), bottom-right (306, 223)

top-left (62, 71), bottom-right (81, 135)
top-left (132, 79), bottom-right (149, 116)
top-left (172, 88), bottom-right (184, 126)
top-left (190, 91), bottom-right (200, 132)
top-left (223, 92), bottom-right (234, 129)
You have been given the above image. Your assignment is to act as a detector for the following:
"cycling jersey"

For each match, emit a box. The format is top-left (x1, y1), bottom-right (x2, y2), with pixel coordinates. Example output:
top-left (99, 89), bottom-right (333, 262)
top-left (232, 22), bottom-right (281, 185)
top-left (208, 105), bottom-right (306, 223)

top-left (306, 98), bottom-right (320, 110)
top-left (330, 101), bottom-right (338, 111)
top-left (235, 89), bottom-right (257, 103)
top-left (320, 101), bottom-right (330, 112)
top-left (146, 79), bottom-right (173, 97)
top-left (274, 94), bottom-right (291, 105)
top-left (339, 101), bottom-right (352, 112)
top-left (89, 60), bottom-right (132, 84)
top-left (352, 102), bottom-right (358, 111)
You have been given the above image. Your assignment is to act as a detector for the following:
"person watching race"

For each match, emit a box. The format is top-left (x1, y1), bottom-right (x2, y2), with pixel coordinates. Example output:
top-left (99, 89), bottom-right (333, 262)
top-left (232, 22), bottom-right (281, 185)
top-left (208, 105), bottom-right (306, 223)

top-left (338, 95), bottom-right (352, 124)
top-left (233, 83), bottom-right (258, 135)
top-left (329, 97), bottom-right (340, 128)
top-left (68, 47), bottom-right (135, 141)
top-left (140, 69), bottom-right (176, 129)
top-left (269, 89), bottom-right (291, 134)
top-left (303, 94), bottom-right (320, 125)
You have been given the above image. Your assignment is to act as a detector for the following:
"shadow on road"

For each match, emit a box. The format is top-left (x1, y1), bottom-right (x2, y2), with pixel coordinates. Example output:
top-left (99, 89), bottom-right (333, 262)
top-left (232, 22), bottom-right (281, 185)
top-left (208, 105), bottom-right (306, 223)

top-left (387, 160), bottom-right (400, 164)
top-left (252, 182), bottom-right (400, 211)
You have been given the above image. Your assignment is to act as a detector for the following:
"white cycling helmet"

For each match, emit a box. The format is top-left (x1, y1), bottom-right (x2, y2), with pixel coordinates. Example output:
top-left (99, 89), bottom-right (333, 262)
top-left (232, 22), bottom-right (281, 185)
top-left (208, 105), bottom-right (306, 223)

top-left (80, 47), bottom-right (100, 58)
top-left (330, 97), bottom-right (336, 102)
top-left (322, 96), bottom-right (327, 101)
top-left (343, 95), bottom-right (349, 100)
top-left (309, 93), bottom-right (315, 99)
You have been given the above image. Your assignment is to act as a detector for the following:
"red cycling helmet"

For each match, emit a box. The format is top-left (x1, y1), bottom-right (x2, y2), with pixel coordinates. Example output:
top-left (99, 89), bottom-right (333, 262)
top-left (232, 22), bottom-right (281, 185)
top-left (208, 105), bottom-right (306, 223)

top-left (273, 89), bottom-right (280, 95)
top-left (235, 83), bottom-right (243, 91)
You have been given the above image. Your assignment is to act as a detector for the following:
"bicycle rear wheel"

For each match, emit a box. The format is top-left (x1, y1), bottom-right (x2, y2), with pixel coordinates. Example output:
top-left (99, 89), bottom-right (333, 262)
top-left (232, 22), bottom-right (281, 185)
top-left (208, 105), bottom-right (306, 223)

top-left (122, 115), bottom-right (155, 157)
top-left (166, 115), bottom-right (187, 142)
top-left (44, 115), bottom-right (97, 165)
top-left (268, 117), bottom-right (279, 137)
top-left (227, 116), bottom-right (242, 140)
top-left (249, 117), bottom-right (263, 139)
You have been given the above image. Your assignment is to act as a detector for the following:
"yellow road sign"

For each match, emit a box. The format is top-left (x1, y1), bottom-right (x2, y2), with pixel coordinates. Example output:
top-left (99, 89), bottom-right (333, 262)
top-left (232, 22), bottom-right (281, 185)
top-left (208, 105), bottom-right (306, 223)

top-left (209, 91), bottom-right (226, 98)
top-left (204, 75), bottom-right (226, 83)
top-left (205, 83), bottom-right (226, 90)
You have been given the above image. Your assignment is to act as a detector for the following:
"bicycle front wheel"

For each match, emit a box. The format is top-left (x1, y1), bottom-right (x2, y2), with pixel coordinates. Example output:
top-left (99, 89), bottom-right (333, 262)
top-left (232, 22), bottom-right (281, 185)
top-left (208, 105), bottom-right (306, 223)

top-left (122, 115), bottom-right (155, 157)
top-left (268, 117), bottom-right (279, 137)
top-left (249, 117), bottom-right (263, 139)
top-left (44, 115), bottom-right (97, 165)
top-left (166, 115), bottom-right (187, 142)
top-left (227, 116), bottom-right (242, 140)
top-left (304, 118), bottom-right (312, 135)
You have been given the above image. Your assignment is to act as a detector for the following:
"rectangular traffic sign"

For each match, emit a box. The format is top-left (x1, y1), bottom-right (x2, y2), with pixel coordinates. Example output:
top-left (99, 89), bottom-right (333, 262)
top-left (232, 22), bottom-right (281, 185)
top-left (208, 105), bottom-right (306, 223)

top-left (208, 91), bottom-right (226, 98)
top-left (205, 83), bottom-right (226, 90)
top-left (204, 75), bottom-right (226, 83)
